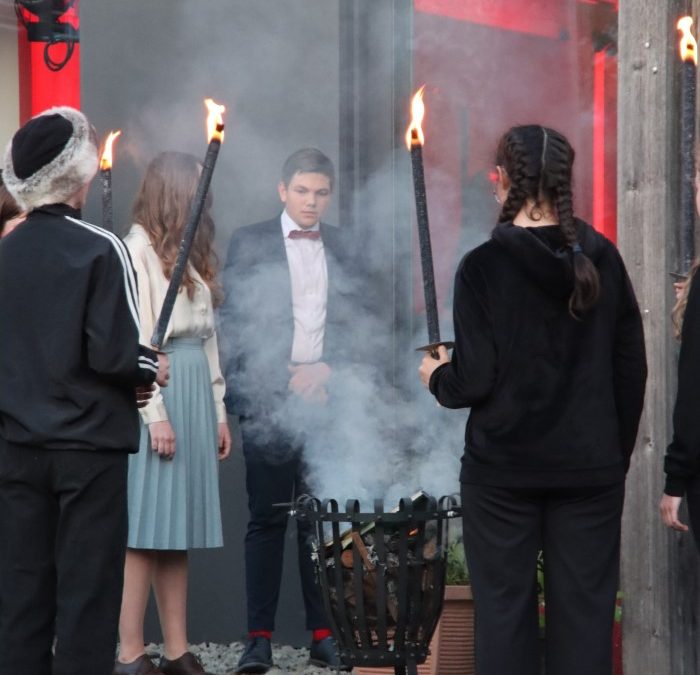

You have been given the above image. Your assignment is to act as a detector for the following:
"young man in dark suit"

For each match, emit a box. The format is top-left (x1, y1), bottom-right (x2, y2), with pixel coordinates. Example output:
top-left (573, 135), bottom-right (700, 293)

top-left (221, 148), bottom-right (355, 673)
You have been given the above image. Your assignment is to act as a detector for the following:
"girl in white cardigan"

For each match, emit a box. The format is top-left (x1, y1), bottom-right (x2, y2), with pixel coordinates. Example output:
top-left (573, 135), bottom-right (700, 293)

top-left (114, 152), bottom-right (231, 675)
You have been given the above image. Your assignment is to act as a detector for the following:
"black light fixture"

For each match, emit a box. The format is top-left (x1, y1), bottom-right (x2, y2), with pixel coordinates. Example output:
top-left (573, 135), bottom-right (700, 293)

top-left (14, 0), bottom-right (79, 72)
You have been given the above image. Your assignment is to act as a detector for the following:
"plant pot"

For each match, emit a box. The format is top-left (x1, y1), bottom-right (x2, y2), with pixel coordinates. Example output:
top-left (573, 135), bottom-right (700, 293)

top-left (354, 585), bottom-right (475, 675)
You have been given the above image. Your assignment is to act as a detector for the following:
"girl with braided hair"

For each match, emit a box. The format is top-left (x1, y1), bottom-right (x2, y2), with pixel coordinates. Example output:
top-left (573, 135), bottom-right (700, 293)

top-left (419, 125), bottom-right (647, 675)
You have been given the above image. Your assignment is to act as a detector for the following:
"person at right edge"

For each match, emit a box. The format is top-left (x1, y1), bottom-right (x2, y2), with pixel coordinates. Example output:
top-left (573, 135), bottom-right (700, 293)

top-left (661, 156), bottom-right (700, 547)
top-left (418, 125), bottom-right (647, 675)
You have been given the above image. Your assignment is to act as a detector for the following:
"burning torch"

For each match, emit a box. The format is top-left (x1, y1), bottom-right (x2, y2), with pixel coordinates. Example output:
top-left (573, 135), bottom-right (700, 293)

top-left (150, 98), bottom-right (225, 350)
top-left (100, 130), bottom-right (121, 232)
top-left (405, 86), bottom-right (453, 358)
top-left (678, 16), bottom-right (698, 273)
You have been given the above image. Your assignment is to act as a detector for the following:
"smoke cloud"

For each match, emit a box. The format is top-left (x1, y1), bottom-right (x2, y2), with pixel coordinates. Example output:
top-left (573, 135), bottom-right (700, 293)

top-left (80, 0), bottom-right (501, 509)
top-left (217, 154), bottom-right (481, 508)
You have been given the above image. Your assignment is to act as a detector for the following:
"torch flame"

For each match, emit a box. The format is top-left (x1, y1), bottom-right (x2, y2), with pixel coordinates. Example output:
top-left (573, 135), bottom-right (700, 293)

top-left (99, 130), bottom-right (121, 171)
top-left (205, 98), bottom-right (226, 143)
top-left (678, 16), bottom-right (698, 65)
top-left (405, 85), bottom-right (426, 149)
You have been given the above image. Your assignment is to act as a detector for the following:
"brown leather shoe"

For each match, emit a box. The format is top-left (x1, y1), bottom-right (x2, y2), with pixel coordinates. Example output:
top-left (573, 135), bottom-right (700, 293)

top-left (112, 654), bottom-right (164, 675)
top-left (158, 651), bottom-right (208, 675)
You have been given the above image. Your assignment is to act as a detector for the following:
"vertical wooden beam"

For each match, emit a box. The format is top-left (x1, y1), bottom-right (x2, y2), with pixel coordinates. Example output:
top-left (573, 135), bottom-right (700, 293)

top-left (338, 0), bottom-right (414, 391)
top-left (338, 0), bottom-right (358, 231)
top-left (618, 1), bottom-right (700, 673)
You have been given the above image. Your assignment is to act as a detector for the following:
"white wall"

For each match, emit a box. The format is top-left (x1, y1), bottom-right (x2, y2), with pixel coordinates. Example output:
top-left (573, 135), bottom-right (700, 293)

top-left (0, 2), bottom-right (19, 151)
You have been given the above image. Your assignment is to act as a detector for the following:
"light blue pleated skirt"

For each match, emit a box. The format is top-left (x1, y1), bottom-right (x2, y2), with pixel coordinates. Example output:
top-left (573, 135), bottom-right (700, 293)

top-left (127, 337), bottom-right (223, 550)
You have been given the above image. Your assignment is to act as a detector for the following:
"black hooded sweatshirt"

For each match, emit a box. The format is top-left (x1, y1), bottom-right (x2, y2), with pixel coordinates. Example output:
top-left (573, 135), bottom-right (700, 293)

top-left (429, 219), bottom-right (647, 488)
top-left (0, 204), bottom-right (158, 453)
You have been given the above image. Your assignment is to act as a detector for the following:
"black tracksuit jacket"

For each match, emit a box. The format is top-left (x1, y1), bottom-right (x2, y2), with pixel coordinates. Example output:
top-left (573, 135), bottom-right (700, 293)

top-left (0, 204), bottom-right (158, 453)
top-left (430, 219), bottom-right (647, 488)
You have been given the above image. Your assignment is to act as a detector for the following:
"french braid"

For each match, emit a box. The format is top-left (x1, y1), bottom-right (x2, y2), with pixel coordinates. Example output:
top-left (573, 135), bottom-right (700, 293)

top-left (496, 125), bottom-right (600, 317)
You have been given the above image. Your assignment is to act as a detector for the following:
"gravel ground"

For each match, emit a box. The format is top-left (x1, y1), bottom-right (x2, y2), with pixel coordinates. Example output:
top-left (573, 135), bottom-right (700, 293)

top-left (144, 642), bottom-right (340, 675)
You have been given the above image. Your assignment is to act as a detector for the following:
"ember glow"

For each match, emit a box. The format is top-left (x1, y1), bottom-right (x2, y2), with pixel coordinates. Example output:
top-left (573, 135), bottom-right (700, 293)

top-left (204, 98), bottom-right (226, 143)
top-left (405, 85), bottom-right (426, 149)
top-left (99, 130), bottom-right (121, 171)
top-left (678, 16), bottom-right (698, 65)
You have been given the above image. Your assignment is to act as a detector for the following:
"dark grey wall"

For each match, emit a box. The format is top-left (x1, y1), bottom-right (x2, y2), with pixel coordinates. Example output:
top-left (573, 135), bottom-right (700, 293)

top-left (81, 0), bottom-right (340, 244)
top-left (80, 0), bottom-right (341, 646)
top-left (80, 0), bottom-right (418, 647)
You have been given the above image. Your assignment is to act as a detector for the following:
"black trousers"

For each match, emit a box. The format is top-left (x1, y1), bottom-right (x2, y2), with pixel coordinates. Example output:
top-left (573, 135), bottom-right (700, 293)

top-left (0, 443), bottom-right (128, 675)
top-left (241, 421), bottom-right (326, 632)
top-left (461, 481), bottom-right (624, 675)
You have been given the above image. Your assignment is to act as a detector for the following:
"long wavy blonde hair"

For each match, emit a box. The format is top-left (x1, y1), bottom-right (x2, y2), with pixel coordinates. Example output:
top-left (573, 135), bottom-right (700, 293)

top-left (672, 260), bottom-right (700, 340)
top-left (132, 151), bottom-right (221, 305)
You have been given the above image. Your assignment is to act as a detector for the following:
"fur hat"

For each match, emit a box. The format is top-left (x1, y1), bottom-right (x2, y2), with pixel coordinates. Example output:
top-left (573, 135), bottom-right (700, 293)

top-left (2, 107), bottom-right (98, 210)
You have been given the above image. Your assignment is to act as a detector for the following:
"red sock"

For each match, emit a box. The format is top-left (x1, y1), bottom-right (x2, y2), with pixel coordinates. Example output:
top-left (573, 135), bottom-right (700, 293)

top-left (313, 628), bottom-right (332, 642)
top-left (249, 630), bottom-right (272, 640)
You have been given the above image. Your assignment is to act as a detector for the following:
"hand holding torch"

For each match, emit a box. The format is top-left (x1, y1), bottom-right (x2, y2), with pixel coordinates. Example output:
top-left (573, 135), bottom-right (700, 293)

top-left (100, 130), bottom-right (121, 232)
top-left (405, 86), bottom-right (454, 358)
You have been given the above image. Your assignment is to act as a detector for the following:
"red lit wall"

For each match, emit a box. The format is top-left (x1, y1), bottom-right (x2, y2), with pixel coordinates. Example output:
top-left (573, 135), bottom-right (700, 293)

top-left (415, 0), bottom-right (571, 39)
top-left (412, 0), bottom-right (618, 312)
top-left (17, 4), bottom-right (80, 122)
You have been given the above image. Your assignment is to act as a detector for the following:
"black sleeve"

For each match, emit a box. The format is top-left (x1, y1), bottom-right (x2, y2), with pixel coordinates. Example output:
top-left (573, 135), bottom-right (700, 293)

top-left (429, 256), bottom-right (496, 408)
top-left (218, 231), bottom-right (247, 414)
top-left (611, 250), bottom-right (647, 471)
top-left (665, 271), bottom-right (700, 495)
top-left (137, 345), bottom-right (160, 385)
top-left (84, 244), bottom-right (157, 387)
top-left (219, 224), bottom-right (301, 416)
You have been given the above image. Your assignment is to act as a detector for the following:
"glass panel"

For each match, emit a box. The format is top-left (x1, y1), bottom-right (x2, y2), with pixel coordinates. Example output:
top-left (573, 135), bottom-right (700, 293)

top-left (413, 0), bottom-right (619, 316)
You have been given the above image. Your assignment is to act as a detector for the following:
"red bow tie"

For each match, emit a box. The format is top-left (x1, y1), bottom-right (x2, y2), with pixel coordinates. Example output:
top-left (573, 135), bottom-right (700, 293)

top-left (288, 229), bottom-right (321, 240)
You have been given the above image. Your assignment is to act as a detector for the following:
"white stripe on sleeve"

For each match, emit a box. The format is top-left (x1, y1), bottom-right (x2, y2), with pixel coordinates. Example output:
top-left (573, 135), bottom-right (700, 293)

top-left (65, 216), bottom-right (140, 330)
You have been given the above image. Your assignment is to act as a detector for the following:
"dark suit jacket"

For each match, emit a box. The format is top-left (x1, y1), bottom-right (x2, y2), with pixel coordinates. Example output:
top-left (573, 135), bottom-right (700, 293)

top-left (220, 216), bottom-right (362, 418)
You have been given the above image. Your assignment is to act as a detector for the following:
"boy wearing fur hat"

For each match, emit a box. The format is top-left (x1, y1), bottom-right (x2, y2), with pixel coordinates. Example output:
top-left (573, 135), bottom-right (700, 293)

top-left (0, 107), bottom-right (168, 675)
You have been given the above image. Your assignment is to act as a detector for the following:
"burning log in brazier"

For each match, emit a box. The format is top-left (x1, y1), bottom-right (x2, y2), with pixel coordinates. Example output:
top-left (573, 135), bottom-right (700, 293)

top-left (334, 519), bottom-right (440, 629)
top-left (293, 492), bottom-right (461, 675)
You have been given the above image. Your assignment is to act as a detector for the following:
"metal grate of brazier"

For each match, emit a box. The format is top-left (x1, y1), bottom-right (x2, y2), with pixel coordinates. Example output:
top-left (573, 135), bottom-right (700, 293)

top-left (293, 493), bottom-right (461, 675)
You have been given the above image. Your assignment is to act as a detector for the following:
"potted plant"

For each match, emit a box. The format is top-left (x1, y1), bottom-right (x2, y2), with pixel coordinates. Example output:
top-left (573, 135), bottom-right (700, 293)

top-left (355, 534), bottom-right (475, 675)
top-left (419, 536), bottom-right (475, 675)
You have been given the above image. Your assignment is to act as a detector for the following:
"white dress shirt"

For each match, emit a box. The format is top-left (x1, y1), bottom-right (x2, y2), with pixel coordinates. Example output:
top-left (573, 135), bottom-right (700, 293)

top-left (281, 210), bottom-right (328, 363)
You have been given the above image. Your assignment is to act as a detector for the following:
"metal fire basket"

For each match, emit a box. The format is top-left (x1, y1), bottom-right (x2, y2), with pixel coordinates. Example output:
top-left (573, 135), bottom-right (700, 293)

top-left (293, 493), bottom-right (462, 675)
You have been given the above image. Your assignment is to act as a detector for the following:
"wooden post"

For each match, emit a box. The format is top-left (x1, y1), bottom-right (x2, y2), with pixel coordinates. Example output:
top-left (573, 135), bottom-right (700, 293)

top-left (338, 0), bottom-right (414, 392)
top-left (618, 1), bottom-right (700, 672)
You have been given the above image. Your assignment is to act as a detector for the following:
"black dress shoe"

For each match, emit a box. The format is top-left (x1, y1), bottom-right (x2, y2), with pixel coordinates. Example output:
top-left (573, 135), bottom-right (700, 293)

top-left (112, 654), bottom-right (164, 675)
top-left (309, 636), bottom-right (351, 671)
top-left (159, 651), bottom-right (209, 675)
top-left (235, 636), bottom-right (273, 673)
